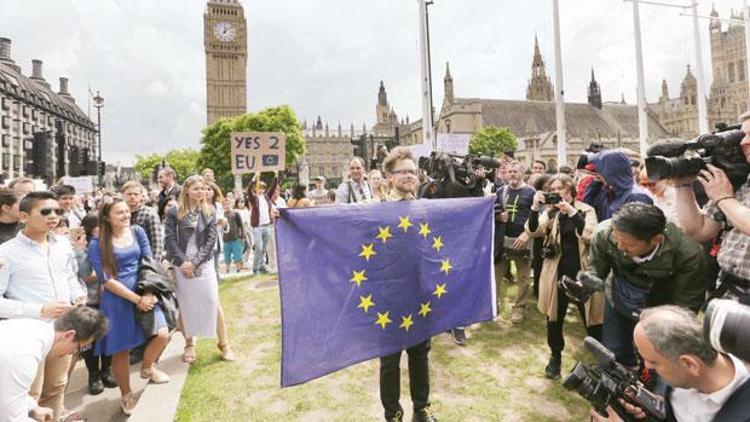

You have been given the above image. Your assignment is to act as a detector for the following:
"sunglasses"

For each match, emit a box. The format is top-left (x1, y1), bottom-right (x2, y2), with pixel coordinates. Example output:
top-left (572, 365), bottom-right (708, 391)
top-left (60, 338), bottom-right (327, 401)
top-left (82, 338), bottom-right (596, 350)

top-left (40, 207), bottom-right (64, 216)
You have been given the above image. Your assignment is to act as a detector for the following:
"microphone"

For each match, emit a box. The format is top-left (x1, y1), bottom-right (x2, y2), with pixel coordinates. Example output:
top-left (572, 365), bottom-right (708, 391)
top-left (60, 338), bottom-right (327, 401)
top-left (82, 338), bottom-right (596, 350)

top-left (577, 271), bottom-right (605, 292)
top-left (646, 139), bottom-right (691, 158)
top-left (473, 156), bottom-right (502, 169)
top-left (583, 336), bottom-right (616, 365)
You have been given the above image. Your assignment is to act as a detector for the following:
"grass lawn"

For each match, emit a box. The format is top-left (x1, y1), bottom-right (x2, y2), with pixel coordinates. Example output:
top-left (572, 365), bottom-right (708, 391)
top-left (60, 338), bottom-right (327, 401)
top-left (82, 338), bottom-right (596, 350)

top-left (176, 275), bottom-right (592, 421)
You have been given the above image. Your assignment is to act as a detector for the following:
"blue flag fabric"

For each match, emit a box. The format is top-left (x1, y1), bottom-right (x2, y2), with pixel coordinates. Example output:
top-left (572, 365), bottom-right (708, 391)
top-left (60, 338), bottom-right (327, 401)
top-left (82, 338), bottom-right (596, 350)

top-left (276, 196), bottom-right (496, 387)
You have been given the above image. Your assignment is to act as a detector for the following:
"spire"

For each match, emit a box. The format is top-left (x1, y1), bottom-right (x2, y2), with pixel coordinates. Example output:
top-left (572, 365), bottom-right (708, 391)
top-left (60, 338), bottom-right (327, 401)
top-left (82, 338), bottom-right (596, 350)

top-left (316, 115), bottom-right (323, 130)
top-left (620, 93), bottom-right (626, 104)
top-left (660, 78), bottom-right (669, 103)
top-left (710, 3), bottom-right (721, 31)
top-left (378, 80), bottom-right (388, 107)
top-left (444, 61), bottom-right (454, 105)
top-left (587, 67), bottom-right (602, 109)
top-left (526, 36), bottom-right (554, 101)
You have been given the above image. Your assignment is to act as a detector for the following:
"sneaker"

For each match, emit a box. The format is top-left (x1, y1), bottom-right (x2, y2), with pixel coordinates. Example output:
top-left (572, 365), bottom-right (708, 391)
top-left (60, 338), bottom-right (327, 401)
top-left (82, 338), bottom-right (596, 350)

top-left (544, 355), bottom-right (561, 379)
top-left (451, 328), bottom-right (467, 346)
top-left (413, 405), bottom-right (438, 422)
top-left (101, 370), bottom-right (117, 388)
top-left (386, 409), bottom-right (404, 422)
top-left (120, 393), bottom-right (137, 416)
top-left (87, 373), bottom-right (104, 395)
top-left (140, 365), bottom-right (171, 384)
top-left (511, 307), bottom-right (525, 324)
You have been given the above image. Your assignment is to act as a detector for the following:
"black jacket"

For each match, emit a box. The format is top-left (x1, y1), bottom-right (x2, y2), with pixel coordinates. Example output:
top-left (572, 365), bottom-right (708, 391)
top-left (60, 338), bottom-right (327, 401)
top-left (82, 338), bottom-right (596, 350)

top-left (164, 206), bottom-right (218, 268)
top-left (134, 256), bottom-right (178, 335)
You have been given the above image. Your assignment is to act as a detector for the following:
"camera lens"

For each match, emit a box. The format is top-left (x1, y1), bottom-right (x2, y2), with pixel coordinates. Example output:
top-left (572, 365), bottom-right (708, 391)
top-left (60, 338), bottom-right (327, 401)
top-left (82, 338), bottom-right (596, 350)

top-left (704, 299), bottom-right (750, 362)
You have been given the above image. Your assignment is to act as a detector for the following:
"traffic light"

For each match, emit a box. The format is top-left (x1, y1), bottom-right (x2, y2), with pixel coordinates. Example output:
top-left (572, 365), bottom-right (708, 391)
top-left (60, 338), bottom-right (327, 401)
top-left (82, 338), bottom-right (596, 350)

top-left (24, 131), bottom-right (52, 179)
top-left (350, 134), bottom-right (367, 160)
top-left (68, 146), bottom-right (81, 177)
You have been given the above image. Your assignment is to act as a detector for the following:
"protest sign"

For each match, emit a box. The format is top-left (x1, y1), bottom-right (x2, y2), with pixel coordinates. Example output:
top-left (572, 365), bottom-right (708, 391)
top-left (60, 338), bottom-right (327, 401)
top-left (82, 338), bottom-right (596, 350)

top-left (230, 132), bottom-right (286, 174)
top-left (61, 176), bottom-right (94, 194)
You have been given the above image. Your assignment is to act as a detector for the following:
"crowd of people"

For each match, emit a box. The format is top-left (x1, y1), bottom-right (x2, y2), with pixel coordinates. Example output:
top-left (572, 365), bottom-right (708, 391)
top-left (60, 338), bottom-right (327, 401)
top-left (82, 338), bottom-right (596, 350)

top-left (0, 109), bottom-right (749, 421)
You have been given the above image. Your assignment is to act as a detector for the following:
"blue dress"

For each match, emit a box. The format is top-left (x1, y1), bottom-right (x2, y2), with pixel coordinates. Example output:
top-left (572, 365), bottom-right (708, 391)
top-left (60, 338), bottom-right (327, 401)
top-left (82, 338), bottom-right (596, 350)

top-left (88, 225), bottom-right (153, 356)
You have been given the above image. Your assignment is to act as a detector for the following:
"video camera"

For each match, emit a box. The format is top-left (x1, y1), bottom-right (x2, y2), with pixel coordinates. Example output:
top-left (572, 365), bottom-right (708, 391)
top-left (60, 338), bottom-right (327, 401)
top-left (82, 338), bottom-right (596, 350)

top-left (558, 271), bottom-right (605, 304)
top-left (645, 124), bottom-right (750, 190)
top-left (564, 337), bottom-right (666, 421)
top-left (704, 299), bottom-right (750, 363)
top-left (418, 151), bottom-right (501, 199)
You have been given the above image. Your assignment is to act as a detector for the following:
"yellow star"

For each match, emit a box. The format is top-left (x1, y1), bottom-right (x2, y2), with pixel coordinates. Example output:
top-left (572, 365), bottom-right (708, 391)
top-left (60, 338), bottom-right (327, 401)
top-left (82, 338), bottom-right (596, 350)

top-left (375, 226), bottom-right (393, 244)
top-left (359, 243), bottom-right (377, 261)
top-left (375, 311), bottom-right (392, 329)
top-left (399, 314), bottom-right (414, 332)
top-left (432, 236), bottom-right (444, 252)
top-left (433, 283), bottom-right (447, 299)
top-left (418, 222), bottom-right (431, 238)
top-left (418, 301), bottom-right (432, 318)
top-left (350, 270), bottom-right (368, 287)
top-left (397, 216), bottom-right (413, 232)
top-left (440, 259), bottom-right (453, 275)
top-left (357, 294), bottom-right (375, 313)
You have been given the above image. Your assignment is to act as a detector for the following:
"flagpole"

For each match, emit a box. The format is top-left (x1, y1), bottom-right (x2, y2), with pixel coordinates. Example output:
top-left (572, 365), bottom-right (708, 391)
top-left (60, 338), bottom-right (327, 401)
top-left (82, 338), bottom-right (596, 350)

top-left (417, 0), bottom-right (435, 149)
top-left (552, 0), bottom-right (567, 167)
top-left (632, 0), bottom-right (650, 158)
top-left (691, 1), bottom-right (709, 134)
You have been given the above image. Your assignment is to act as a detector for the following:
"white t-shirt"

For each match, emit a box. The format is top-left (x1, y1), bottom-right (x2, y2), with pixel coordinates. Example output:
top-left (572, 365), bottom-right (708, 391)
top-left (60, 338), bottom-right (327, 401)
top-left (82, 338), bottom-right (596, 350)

top-left (0, 319), bottom-right (55, 421)
top-left (671, 354), bottom-right (750, 422)
top-left (257, 195), bottom-right (271, 226)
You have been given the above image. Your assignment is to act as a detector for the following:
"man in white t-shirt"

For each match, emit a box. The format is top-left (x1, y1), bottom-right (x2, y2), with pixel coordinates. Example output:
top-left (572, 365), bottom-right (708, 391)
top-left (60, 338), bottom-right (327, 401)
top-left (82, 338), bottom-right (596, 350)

top-left (0, 307), bottom-right (107, 422)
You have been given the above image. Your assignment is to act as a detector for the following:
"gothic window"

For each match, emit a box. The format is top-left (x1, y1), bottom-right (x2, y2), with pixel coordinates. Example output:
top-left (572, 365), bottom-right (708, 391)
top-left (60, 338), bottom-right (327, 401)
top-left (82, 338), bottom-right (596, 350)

top-left (721, 98), bottom-right (726, 108)
top-left (729, 63), bottom-right (736, 83)
top-left (740, 61), bottom-right (746, 81)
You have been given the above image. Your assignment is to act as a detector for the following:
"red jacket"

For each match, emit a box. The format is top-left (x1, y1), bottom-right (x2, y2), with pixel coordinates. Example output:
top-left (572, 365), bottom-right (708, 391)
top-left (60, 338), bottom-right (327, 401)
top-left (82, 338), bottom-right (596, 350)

top-left (247, 177), bottom-right (279, 227)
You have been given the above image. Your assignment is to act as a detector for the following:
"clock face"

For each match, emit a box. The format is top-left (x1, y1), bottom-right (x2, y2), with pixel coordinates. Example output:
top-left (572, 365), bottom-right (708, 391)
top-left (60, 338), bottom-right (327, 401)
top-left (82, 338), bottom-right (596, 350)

top-left (213, 21), bottom-right (237, 42)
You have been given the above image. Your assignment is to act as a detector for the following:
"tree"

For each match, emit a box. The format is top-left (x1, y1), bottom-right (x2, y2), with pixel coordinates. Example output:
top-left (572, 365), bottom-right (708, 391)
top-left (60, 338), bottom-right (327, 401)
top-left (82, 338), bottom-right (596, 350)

top-left (134, 149), bottom-right (200, 184)
top-left (197, 105), bottom-right (306, 192)
top-left (469, 125), bottom-right (518, 158)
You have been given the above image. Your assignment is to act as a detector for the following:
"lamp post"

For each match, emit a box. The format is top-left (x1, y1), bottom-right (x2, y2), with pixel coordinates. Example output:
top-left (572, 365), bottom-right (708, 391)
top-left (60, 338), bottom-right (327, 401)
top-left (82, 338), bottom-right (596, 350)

top-left (92, 91), bottom-right (104, 182)
top-left (445, 117), bottom-right (451, 133)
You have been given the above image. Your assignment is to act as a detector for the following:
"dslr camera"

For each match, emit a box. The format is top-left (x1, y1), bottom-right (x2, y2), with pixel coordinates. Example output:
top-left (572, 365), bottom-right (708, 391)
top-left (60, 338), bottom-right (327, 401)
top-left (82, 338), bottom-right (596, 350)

top-left (544, 192), bottom-right (562, 205)
top-left (557, 271), bottom-right (605, 303)
top-left (540, 243), bottom-right (560, 260)
top-left (704, 299), bottom-right (750, 363)
top-left (564, 337), bottom-right (666, 421)
top-left (645, 124), bottom-right (750, 190)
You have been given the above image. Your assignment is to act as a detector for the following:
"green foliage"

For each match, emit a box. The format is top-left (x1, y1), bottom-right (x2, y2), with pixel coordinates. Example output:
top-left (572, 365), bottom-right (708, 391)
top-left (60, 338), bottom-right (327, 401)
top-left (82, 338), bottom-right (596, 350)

top-left (197, 105), bottom-right (306, 192)
top-left (134, 149), bottom-right (200, 183)
top-left (469, 125), bottom-right (518, 158)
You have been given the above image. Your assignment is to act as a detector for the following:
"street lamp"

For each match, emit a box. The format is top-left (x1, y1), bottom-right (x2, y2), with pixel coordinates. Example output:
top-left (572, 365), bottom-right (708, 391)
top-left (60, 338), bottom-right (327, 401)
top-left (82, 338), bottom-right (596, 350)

top-left (92, 91), bottom-right (104, 180)
top-left (445, 117), bottom-right (451, 133)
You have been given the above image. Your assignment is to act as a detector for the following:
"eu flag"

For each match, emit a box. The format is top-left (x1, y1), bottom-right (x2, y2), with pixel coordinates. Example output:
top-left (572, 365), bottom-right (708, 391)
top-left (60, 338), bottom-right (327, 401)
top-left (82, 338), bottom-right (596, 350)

top-left (276, 196), bottom-right (496, 387)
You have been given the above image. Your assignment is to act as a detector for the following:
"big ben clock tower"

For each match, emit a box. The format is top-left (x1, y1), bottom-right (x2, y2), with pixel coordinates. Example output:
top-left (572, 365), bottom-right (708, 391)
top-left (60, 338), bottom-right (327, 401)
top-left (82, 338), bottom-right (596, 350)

top-left (204, 0), bottom-right (247, 126)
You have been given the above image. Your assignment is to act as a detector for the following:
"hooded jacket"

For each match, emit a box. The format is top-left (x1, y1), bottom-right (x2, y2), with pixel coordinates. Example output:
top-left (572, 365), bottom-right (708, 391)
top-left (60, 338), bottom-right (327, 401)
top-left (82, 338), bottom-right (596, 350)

top-left (584, 150), bottom-right (653, 221)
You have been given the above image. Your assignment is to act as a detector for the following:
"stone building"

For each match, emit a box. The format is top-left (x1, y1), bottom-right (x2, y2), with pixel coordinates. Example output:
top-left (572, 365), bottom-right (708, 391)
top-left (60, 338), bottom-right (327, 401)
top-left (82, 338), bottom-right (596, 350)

top-left (651, 7), bottom-right (750, 138)
top-left (0, 37), bottom-right (97, 180)
top-left (403, 38), bottom-right (670, 168)
top-left (204, 0), bottom-right (247, 126)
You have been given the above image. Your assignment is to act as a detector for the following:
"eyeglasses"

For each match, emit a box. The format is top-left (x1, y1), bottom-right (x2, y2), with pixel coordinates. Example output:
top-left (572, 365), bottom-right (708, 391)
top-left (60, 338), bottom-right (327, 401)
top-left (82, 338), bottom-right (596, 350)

top-left (40, 207), bottom-right (64, 216)
top-left (77, 341), bottom-right (92, 354)
top-left (391, 169), bottom-right (419, 176)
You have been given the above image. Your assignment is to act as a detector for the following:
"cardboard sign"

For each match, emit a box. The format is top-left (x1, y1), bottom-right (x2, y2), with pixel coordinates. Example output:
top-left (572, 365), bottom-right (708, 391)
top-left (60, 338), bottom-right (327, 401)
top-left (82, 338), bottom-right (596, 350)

top-left (61, 176), bottom-right (93, 194)
top-left (436, 133), bottom-right (471, 155)
top-left (230, 132), bottom-right (286, 174)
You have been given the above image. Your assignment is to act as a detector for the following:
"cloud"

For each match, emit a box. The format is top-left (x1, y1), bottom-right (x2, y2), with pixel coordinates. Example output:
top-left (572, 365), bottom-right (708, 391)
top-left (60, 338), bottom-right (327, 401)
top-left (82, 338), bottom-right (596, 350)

top-left (1, 0), bottom-right (743, 165)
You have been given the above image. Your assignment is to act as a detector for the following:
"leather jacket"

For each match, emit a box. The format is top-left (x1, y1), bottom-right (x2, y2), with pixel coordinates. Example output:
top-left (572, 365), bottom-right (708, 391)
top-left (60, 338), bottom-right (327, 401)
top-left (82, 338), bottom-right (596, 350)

top-left (164, 206), bottom-right (218, 268)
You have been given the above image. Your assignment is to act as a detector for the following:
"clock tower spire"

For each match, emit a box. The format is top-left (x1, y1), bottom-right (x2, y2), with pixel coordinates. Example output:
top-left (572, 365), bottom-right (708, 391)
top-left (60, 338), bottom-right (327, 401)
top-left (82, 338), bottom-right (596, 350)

top-left (204, 0), bottom-right (248, 126)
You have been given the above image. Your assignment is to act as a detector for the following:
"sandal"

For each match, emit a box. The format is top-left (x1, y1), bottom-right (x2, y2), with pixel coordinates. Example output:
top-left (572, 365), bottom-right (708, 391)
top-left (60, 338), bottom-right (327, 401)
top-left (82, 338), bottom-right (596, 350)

top-left (182, 345), bottom-right (196, 364)
top-left (217, 342), bottom-right (235, 362)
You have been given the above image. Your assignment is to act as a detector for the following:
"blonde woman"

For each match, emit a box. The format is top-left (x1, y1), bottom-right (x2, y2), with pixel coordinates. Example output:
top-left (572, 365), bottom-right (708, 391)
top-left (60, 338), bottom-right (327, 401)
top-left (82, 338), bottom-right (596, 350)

top-left (163, 175), bottom-right (234, 363)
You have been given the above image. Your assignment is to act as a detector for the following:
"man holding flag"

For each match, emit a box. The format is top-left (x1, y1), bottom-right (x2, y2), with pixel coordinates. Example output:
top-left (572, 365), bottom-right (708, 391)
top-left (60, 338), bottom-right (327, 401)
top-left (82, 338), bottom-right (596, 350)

top-left (276, 147), bottom-right (496, 421)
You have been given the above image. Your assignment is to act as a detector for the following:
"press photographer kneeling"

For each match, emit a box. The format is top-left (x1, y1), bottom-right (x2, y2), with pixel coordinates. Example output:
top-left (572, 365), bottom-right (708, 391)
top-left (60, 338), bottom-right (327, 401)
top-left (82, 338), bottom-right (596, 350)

top-left (589, 305), bottom-right (750, 422)
top-left (525, 174), bottom-right (603, 379)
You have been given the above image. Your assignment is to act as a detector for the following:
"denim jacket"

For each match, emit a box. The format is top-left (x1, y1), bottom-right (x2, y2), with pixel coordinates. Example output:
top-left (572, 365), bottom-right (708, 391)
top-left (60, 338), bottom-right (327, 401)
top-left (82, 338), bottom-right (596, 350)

top-left (164, 206), bottom-right (218, 268)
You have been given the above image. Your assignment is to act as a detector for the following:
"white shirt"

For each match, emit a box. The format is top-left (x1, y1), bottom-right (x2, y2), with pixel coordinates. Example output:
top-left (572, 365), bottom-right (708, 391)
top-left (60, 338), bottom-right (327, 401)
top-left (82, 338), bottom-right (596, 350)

top-left (65, 207), bottom-right (85, 230)
top-left (0, 319), bottom-right (54, 421)
top-left (671, 354), bottom-right (750, 422)
top-left (257, 195), bottom-right (271, 225)
top-left (0, 232), bottom-right (84, 319)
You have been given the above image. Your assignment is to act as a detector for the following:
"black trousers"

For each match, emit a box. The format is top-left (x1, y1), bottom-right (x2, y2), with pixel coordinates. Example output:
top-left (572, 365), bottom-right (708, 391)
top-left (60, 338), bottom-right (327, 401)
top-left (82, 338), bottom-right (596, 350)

top-left (547, 287), bottom-right (602, 357)
top-left (379, 339), bottom-right (431, 419)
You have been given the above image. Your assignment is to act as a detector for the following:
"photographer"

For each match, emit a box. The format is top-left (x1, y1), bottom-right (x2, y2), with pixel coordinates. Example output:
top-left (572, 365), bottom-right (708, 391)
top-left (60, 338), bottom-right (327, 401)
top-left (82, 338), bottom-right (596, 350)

top-left (526, 174), bottom-right (603, 379)
top-left (673, 112), bottom-right (750, 301)
top-left (588, 203), bottom-right (706, 367)
top-left (590, 305), bottom-right (750, 422)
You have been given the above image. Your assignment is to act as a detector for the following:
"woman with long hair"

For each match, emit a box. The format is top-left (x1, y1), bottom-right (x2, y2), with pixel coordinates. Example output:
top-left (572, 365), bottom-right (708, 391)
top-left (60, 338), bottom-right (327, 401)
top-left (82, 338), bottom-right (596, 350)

top-left (164, 175), bottom-right (234, 364)
top-left (88, 199), bottom-right (170, 415)
top-left (287, 184), bottom-right (312, 209)
top-left (525, 174), bottom-right (603, 380)
top-left (205, 180), bottom-right (225, 275)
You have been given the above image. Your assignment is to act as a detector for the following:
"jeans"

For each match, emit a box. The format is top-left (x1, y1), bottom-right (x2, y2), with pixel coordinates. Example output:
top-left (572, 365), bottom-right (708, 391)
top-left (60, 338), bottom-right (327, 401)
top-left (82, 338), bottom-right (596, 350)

top-left (379, 340), bottom-right (431, 419)
top-left (602, 298), bottom-right (638, 367)
top-left (252, 224), bottom-right (273, 272)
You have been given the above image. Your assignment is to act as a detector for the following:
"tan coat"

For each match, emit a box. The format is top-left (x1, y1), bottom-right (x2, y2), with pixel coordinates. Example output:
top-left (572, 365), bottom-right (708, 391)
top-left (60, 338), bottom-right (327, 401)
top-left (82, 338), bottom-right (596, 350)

top-left (524, 201), bottom-right (604, 325)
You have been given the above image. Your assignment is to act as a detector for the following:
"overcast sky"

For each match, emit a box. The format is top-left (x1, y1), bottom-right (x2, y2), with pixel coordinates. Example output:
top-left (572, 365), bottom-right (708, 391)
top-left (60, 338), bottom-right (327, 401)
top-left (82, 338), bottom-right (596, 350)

top-left (1, 0), bottom-right (744, 164)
